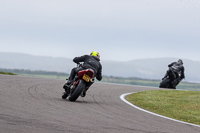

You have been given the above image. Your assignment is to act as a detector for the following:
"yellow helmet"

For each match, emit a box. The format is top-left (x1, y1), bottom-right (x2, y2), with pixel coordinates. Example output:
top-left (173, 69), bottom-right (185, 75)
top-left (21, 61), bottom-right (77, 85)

top-left (90, 51), bottom-right (100, 59)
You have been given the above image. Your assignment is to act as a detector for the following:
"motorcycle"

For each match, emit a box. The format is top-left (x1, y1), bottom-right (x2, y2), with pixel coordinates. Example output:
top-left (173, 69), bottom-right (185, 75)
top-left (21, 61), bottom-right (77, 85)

top-left (159, 68), bottom-right (180, 89)
top-left (62, 63), bottom-right (95, 101)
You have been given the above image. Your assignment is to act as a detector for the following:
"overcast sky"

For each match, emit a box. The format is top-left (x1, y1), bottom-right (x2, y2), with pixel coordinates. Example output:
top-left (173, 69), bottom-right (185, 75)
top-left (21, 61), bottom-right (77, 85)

top-left (0, 0), bottom-right (200, 61)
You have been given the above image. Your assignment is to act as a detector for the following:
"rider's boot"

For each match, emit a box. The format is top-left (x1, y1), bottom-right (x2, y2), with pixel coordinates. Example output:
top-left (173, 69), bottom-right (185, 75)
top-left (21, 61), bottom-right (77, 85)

top-left (63, 79), bottom-right (72, 88)
top-left (63, 79), bottom-right (72, 94)
top-left (66, 78), bottom-right (73, 85)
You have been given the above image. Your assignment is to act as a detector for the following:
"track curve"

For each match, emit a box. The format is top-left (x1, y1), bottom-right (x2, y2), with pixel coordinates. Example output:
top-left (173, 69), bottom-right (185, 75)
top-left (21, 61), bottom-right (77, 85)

top-left (0, 74), bottom-right (199, 133)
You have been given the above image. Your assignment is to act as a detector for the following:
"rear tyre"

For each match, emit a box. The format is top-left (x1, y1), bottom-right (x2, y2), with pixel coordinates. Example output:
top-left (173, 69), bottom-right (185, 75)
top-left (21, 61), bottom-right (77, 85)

top-left (69, 80), bottom-right (86, 101)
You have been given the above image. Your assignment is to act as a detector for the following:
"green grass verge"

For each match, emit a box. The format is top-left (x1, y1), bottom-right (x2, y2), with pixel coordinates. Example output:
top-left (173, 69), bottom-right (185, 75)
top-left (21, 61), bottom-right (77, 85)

top-left (126, 90), bottom-right (200, 125)
top-left (0, 71), bottom-right (16, 75)
top-left (19, 74), bottom-right (67, 79)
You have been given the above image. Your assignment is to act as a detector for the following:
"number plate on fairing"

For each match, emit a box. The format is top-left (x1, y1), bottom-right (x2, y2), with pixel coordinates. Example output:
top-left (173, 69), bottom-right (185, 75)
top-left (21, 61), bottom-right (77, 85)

top-left (83, 74), bottom-right (91, 82)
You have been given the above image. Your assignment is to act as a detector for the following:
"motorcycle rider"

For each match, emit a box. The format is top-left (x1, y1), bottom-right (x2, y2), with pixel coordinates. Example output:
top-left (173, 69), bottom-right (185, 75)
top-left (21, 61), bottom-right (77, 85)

top-left (63, 51), bottom-right (102, 97)
top-left (162, 59), bottom-right (185, 88)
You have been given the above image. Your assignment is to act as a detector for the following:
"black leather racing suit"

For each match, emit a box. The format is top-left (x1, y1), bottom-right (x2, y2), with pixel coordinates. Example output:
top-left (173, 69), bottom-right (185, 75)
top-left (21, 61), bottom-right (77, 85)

top-left (69, 55), bottom-right (102, 82)
top-left (168, 62), bottom-right (185, 79)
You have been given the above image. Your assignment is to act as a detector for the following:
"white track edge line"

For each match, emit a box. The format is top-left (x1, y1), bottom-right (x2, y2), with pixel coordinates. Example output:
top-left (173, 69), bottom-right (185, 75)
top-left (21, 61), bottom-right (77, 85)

top-left (120, 92), bottom-right (200, 128)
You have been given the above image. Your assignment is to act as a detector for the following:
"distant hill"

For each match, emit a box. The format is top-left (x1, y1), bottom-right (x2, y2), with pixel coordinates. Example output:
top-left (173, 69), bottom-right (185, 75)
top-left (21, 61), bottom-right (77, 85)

top-left (0, 52), bottom-right (74, 73)
top-left (0, 52), bottom-right (199, 82)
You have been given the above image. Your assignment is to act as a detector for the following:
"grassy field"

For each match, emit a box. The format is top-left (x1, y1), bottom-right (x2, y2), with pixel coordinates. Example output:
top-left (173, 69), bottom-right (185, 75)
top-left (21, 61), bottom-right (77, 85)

top-left (0, 71), bottom-right (16, 75)
top-left (126, 90), bottom-right (200, 125)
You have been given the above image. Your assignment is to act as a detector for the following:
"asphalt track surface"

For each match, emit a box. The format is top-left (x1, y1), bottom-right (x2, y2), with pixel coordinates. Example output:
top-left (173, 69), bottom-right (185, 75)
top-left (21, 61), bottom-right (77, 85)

top-left (0, 74), bottom-right (200, 133)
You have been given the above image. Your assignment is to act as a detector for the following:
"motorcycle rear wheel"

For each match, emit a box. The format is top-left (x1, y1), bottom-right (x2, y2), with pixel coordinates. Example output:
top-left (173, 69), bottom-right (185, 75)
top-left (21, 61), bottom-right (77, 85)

top-left (69, 80), bottom-right (86, 101)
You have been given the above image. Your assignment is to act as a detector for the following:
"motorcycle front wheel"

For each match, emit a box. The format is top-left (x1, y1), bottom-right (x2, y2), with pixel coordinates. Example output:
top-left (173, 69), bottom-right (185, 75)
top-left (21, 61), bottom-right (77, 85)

top-left (69, 80), bottom-right (86, 101)
top-left (159, 78), bottom-right (170, 88)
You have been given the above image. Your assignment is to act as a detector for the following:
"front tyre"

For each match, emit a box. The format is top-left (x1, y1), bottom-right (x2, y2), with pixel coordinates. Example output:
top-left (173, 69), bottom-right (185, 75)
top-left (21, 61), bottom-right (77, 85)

top-left (69, 80), bottom-right (86, 101)
top-left (159, 78), bottom-right (170, 88)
